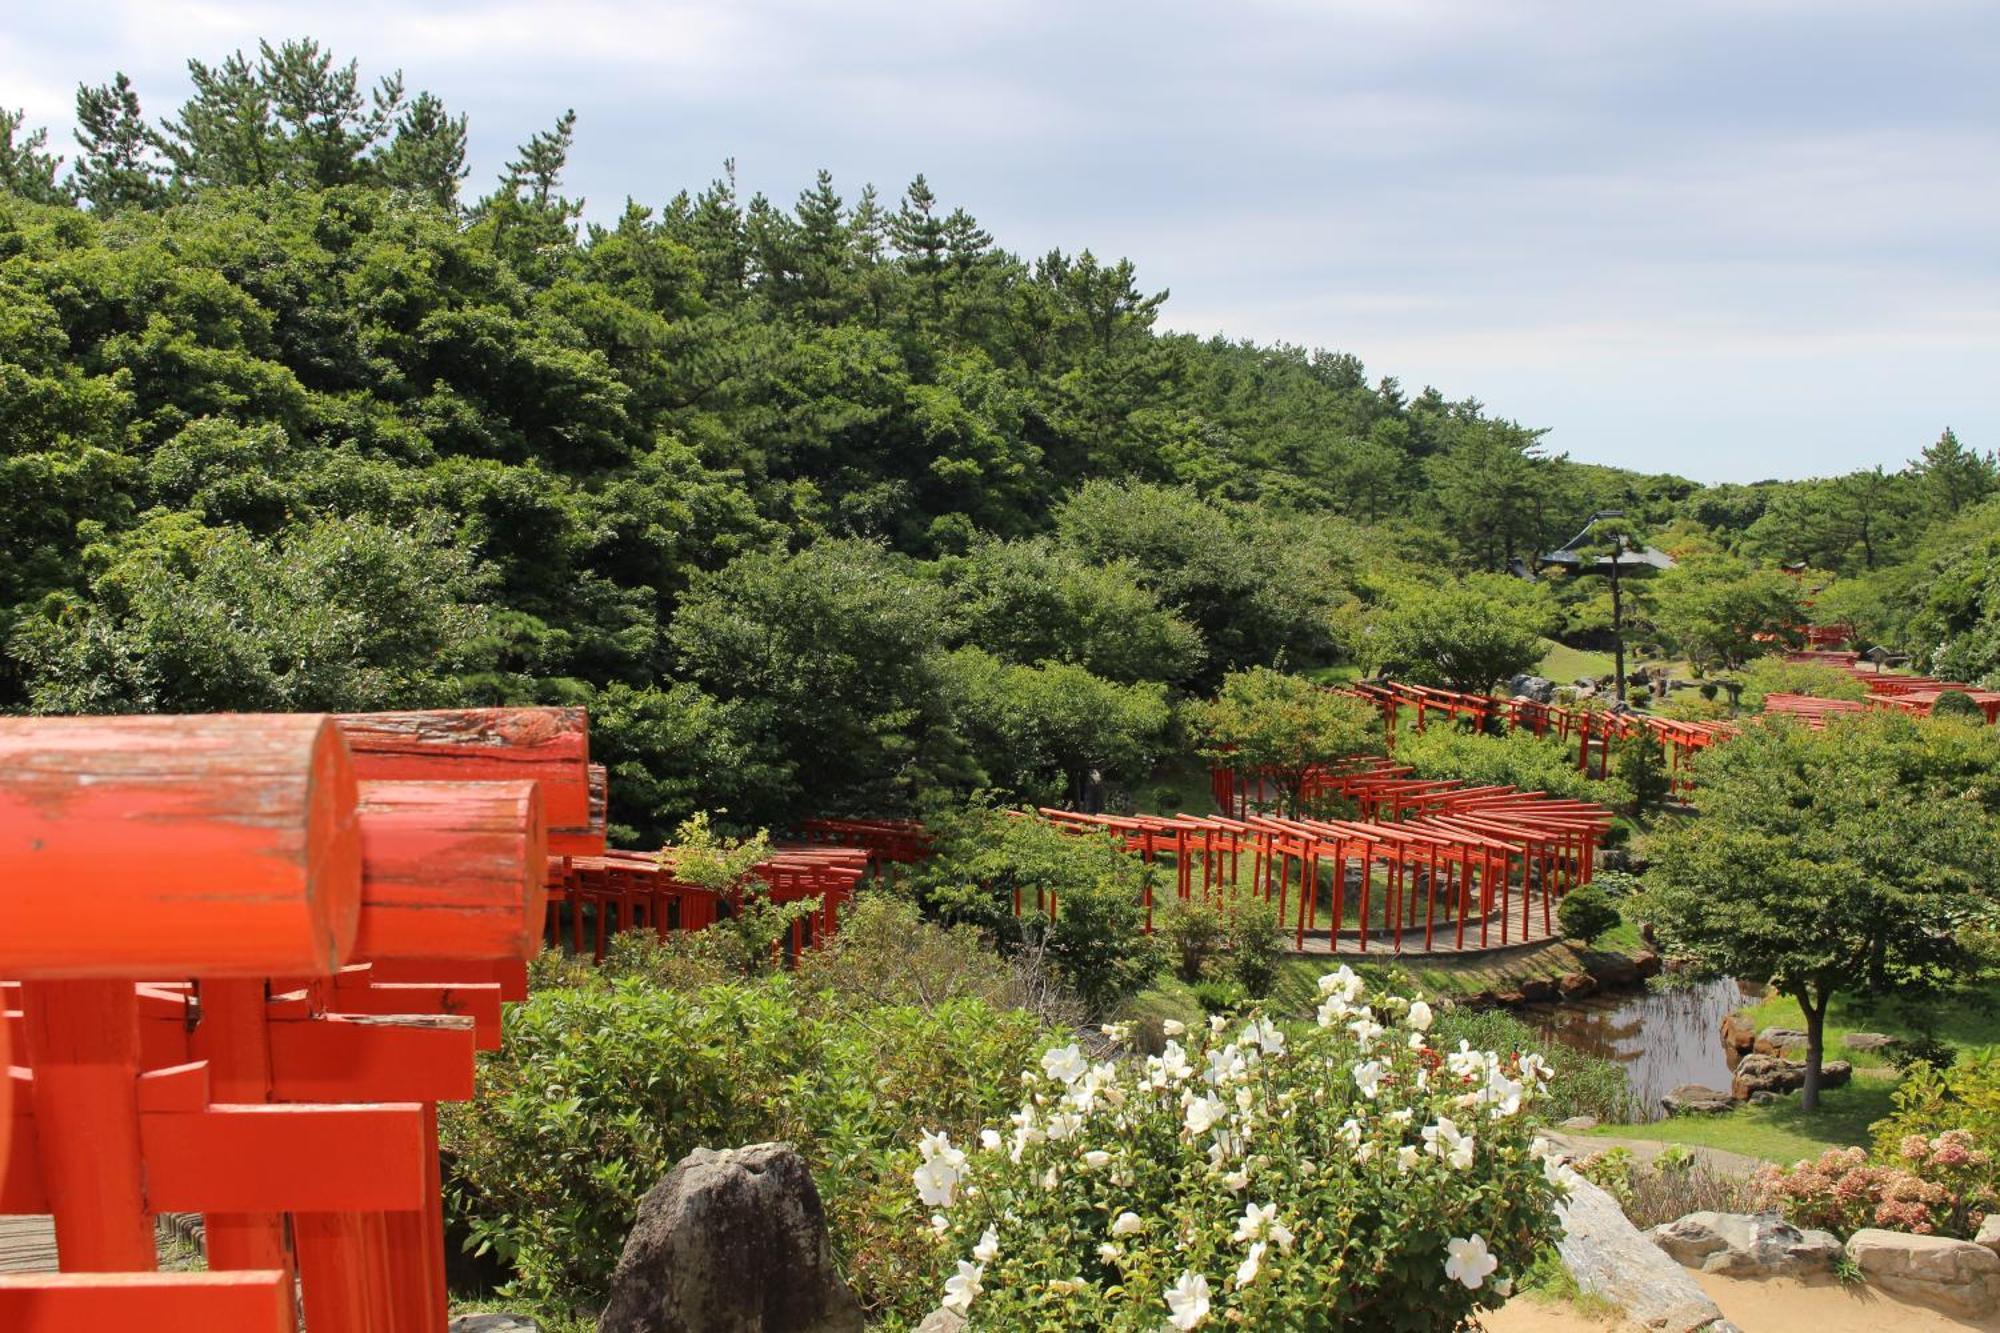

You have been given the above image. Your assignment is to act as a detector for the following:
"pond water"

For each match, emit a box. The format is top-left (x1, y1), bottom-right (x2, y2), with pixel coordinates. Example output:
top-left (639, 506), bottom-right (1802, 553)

top-left (1527, 976), bottom-right (1762, 1121)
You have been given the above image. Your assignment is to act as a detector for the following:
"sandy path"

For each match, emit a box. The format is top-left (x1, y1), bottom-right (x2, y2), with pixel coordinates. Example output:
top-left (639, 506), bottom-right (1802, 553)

top-left (1486, 1273), bottom-right (2000, 1332)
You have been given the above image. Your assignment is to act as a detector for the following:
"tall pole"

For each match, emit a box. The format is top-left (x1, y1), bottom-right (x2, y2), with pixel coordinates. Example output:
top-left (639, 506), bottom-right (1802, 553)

top-left (1610, 550), bottom-right (1626, 705)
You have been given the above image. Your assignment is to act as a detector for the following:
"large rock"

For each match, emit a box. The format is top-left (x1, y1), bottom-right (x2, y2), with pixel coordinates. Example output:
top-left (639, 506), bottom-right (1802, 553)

top-left (1661, 1084), bottom-right (1736, 1116)
top-left (1518, 978), bottom-right (1559, 1004)
top-left (1510, 674), bottom-right (1557, 703)
top-left (1978, 1214), bottom-right (2000, 1258)
top-left (1730, 1054), bottom-right (1851, 1100)
top-left (1556, 1174), bottom-right (1739, 1332)
top-left (1843, 1031), bottom-right (1904, 1055)
top-left (452, 1319), bottom-right (541, 1333)
top-left (1719, 1012), bottom-right (1757, 1056)
top-left (598, 1142), bottom-right (866, 1333)
top-left (1558, 972), bottom-right (1599, 999)
top-left (1634, 950), bottom-right (1664, 979)
top-left (1649, 1211), bottom-right (1841, 1278)
top-left (1846, 1228), bottom-right (2000, 1318)
top-left (1751, 1028), bottom-right (1808, 1057)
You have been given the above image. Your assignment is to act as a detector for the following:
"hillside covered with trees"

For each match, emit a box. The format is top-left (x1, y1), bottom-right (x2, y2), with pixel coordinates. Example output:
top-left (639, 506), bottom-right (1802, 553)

top-left (3, 39), bottom-right (1996, 841)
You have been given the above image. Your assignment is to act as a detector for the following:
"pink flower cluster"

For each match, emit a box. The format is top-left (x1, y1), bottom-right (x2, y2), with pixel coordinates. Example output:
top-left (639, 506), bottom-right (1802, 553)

top-left (1755, 1133), bottom-right (1996, 1239)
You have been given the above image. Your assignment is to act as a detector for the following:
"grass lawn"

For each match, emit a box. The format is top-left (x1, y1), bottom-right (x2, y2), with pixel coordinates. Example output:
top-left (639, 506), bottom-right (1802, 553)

top-left (1586, 1076), bottom-right (1898, 1165)
top-left (1537, 639), bottom-right (1616, 683)
top-left (1740, 987), bottom-right (2000, 1059)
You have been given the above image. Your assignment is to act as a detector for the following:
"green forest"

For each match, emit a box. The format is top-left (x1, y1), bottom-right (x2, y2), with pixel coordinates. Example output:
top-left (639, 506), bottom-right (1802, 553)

top-left (5, 39), bottom-right (1999, 842)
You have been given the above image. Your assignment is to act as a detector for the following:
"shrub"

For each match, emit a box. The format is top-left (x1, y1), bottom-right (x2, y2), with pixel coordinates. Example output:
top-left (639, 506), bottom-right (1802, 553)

top-left (443, 975), bottom-right (1046, 1317)
top-left (1736, 657), bottom-right (1869, 710)
top-left (1432, 1006), bottom-right (1635, 1124)
top-left (1225, 895), bottom-right (1287, 999)
top-left (1189, 976), bottom-right (1250, 1014)
top-left (795, 893), bottom-right (1020, 1010)
top-left (1158, 897), bottom-right (1228, 984)
top-left (1579, 1146), bottom-right (1758, 1228)
top-left (1615, 729), bottom-right (1671, 816)
top-left (1933, 690), bottom-right (1985, 721)
top-left (1753, 1136), bottom-right (1998, 1239)
top-left (1873, 1051), bottom-right (2000, 1158)
top-left (1557, 886), bottom-right (1621, 947)
top-left (1395, 726), bottom-right (1628, 810)
top-left (913, 968), bottom-right (1569, 1330)
top-left (1627, 685), bottom-right (1651, 708)
top-left (913, 798), bottom-right (1159, 1015)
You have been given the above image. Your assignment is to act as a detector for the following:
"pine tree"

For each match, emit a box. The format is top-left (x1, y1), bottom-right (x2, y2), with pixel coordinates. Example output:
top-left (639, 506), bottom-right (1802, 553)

top-left (890, 173), bottom-right (947, 272)
top-left (1915, 427), bottom-right (1996, 518)
top-left (162, 50), bottom-right (279, 188)
top-left (257, 38), bottom-right (386, 186)
top-left (0, 108), bottom-right (68, 204)
top-left (380, 91), bottom-right (468, 211)
top-left (72, 74), bottom-right (166, 210)
top-left (502, 108), bottom-right (579, 213)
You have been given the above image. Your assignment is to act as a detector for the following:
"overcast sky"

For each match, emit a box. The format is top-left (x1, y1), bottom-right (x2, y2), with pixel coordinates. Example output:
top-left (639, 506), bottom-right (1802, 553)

top-left (5, 0), bottom-right (1996, 482)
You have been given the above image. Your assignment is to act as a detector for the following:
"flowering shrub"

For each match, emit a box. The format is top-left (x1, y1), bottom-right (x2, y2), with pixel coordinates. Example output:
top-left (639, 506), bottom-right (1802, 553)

top-left (913, 968), bottom-right (1570, 1330)
top-left (1753, 1132), bottom-right (1998, 1239)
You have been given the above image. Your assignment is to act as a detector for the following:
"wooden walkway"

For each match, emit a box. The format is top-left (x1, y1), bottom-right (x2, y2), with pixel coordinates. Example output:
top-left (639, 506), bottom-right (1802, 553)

top-left (0, 1215), bottom-right (203, 1274)
top-left (0, 1216), bottom-right (56, 1273)
top-left (1288, 907), bottom-right (1558, 957)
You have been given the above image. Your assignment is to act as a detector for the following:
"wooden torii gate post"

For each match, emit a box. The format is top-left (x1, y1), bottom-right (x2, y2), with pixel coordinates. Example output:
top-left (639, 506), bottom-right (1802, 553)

top-left (0, 714), bottom-right (385, 1331)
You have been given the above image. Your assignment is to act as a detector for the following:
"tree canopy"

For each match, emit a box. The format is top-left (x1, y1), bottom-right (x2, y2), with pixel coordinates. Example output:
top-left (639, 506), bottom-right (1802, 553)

top-left (1642, 713), bottom-right (2000, 1108)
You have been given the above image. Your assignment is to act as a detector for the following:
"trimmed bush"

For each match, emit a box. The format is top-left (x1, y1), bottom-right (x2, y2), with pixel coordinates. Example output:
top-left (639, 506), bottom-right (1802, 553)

top-left (1557, 885), bottom-right (1621, 947)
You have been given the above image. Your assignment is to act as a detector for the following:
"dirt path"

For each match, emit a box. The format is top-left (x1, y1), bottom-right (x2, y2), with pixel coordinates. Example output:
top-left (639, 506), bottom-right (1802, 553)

top-left (1487, 1273), bottom-right (2000, 1332)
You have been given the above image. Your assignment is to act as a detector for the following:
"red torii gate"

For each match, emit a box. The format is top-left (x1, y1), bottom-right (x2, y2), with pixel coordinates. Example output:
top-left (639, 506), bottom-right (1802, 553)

top-left (0, 709), bottom-right (563, 1333)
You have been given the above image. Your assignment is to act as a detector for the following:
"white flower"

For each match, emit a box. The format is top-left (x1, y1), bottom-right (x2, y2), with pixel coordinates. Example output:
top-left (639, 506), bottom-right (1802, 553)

top-left (1406, 999), bottom-right (1434, 1032)
top-left (1446, 1041), bottom-right (1485, 1079)
top-left (979, 1128), bottom-right (1002, 1152)
top-left (1444, 1234), bottom-right (1498, 1290)
top-left (1185, 1094), bottom-right (1226, 1135)
top-left (1099, 1241), bottom-right (1122, 1263)
top-left (1232, 1201), bottom-right (1278, 1243)
top-left (1083, 1150), bottom-right (1112, 1169)
top-left (972, 1227), bottom-right (1000, 1264)
top-left (1235, 1240), bottom-right (1267, 1287)
top-left (931, 1213), bottom-right (949, 1235)
top-left (919, 1129), bottom-right (966, 1170)
top-left (1111, 1211), bottom-right (1144, 1236)
top-left (1316, 995), bottom-right (1351, 1028)
top-left (1318, 964), bottom-right (1362, 999)
top-left (1269, 1217), bottom-right (1295, 1252)
top-left (1352, 1060), bottom-right (1385, 1100)
top-left (1396, 1145), bottom-right (1421, 1173)
top-left (1041, 1166), bottom-right (1062, 1190)
top-left (914, 1158), bottom-right (960, 1207)
top-left (1162, 1018), bottom-right (1187, 1037)
top-left (1158, 1040), bottom-right (1193, 1083)
top-left (1241, 1016), bottom-right (1286, 1055)
top-left (1348, 1016), bottom-right (1384, 1045)
top-left (1100, 1022), bottom-right (1130, 1041)
top-left (1386, 1108), bottom-right (1413, 1127)
top-left (1493, 1277), bottom-right (1514, 1297)
top-left (1047, 1111), bottom-right (1083, 1141)
top-left (1209, 1014), bottom-right (1228, 1033)
top-left (1164, 1270), bottom-right (1212, 1329)
top-left (1041, 1044), bottom-right (1088, 1085)
top-left (1338, 1117), bottom-right (1363, 1147)
top-left (942, 1259), bottom-right (985, 1311)
top-left (1222, 1167), bottom-right (1250, 1192)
